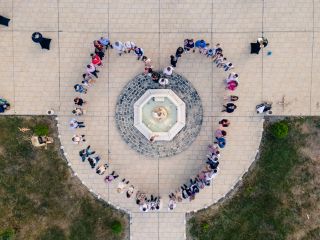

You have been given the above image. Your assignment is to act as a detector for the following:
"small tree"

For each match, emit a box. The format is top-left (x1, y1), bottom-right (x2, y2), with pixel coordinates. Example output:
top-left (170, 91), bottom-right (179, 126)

top-left (270, 121), bottom-right (289, 139)
top-left (110, 220), bottom-right (122, 234)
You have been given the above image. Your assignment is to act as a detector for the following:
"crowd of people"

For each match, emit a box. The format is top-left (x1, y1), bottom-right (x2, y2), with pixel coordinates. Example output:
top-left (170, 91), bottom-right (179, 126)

top-left (68, 36), bottom-right (239, 212)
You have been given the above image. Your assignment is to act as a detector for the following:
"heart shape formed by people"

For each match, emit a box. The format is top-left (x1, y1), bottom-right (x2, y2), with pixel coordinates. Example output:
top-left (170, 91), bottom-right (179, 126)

top-left (63, 38), bottom-right (240, 212)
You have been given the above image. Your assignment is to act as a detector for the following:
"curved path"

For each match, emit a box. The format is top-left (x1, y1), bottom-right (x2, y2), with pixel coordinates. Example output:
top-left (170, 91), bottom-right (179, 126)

top-left (57, 46), bottom-right (264, 239)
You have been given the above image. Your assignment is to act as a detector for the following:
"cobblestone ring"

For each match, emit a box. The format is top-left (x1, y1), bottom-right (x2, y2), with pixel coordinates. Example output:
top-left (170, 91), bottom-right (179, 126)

top-left (115, 72), bottom-right (203, 158)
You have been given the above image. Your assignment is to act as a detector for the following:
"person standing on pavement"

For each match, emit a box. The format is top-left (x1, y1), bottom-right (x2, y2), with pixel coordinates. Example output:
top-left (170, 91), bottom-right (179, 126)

top-left (86, 63), bottom-right (99, 78)
top-left (99, 37), bottom-right (113, 50)
top-left (222, 103), bottom-right (237, 113)
top-left (134, 46), bottom-right (144, 60)
top-left (114, 41), bottom-right (125, 56)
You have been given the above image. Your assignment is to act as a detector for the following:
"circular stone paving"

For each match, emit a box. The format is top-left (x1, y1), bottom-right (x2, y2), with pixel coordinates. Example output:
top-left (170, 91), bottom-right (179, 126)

top-left (115, 72), bottom-right (203, 158)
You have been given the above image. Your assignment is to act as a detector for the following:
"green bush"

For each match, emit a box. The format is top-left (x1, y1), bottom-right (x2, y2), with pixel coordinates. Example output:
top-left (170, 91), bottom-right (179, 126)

top-left (39, 226), bottom-right (66, 240)
top-left (33, 124), bottom-right (49, 136)
top-left (110, 221), bottom-right (122, 234)
top-left (270, 121), bottom-right (289, 139)
top-left (0, 229), bottom-right (15, 240)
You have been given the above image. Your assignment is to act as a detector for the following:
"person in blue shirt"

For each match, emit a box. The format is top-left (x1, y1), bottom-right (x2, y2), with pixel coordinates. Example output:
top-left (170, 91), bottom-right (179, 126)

top-left (195, 39), bottom-right (209, 52)
top-left (215, 137), bottom-right (226, 148)
top-left (134, 47), bottom-right (144, 60)
top-left (99, 37), bottom-right (113, 49)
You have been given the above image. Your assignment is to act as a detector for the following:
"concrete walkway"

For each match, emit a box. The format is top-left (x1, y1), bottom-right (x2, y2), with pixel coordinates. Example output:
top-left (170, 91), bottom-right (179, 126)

top-left (0, 0), bottom-right (319, 239)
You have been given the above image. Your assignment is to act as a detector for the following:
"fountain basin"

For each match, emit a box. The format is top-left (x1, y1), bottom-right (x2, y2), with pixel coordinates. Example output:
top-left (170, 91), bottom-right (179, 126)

top-left (134, 89), bottom-right (186, 141)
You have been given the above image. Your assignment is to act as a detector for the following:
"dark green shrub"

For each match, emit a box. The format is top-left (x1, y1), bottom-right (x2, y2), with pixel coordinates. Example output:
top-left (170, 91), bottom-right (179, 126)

top-left (33, 124), bottom-right (49, 136)
top-left (39, 226), bottom-right (66, 240)
top-left (0, 228), bottom-right (15, 240)
top-left (110, 220), bottom-right (122, 234)
top-left (270, 121), bottom-right (289, 139)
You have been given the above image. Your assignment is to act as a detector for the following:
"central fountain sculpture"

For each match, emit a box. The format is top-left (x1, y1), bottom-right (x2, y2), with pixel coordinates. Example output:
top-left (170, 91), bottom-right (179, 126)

top-left (134, 89), bottom-right (186, 141)
top-left (152, 107), bottom-right (168, 120)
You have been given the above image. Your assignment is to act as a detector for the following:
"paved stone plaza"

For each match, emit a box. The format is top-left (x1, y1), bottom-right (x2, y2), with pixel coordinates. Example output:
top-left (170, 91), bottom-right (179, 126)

top-left (1, 0), bottom-right (320, 239)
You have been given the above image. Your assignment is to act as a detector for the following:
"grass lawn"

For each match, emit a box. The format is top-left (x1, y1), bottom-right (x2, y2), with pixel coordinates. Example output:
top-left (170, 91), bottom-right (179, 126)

top-left (188, 118), bottom-right (320, 240)
top-left (0, 116), bottom-right (128, 240)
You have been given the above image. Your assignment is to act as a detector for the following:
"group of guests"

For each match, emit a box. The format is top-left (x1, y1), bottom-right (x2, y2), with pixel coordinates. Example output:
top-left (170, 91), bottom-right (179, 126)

top-left (70, 36), bottom-right (161, 211)
top-left (0, 98), bottom-right (10, 113)
top-left (136, 192), bottom-right (162, 212)
top-left (169, 39), bottom-right (240, 114)
top-left (69, 36), bottom-right (239, 212)
top-left (164, 39), bottom-right (238, 211)
top-left (166, 119), bottom-right (229, 210)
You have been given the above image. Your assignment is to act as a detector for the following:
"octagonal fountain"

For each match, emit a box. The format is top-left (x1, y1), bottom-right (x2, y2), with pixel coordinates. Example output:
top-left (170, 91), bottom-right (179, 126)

top-left (134, 89), bottom-right (186, 141)
top-left (115, 73), bottom-right (203, 157)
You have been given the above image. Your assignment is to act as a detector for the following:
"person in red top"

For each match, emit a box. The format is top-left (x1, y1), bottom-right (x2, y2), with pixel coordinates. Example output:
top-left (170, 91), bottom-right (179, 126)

top-left (90, 53), bottom-right (102, 66)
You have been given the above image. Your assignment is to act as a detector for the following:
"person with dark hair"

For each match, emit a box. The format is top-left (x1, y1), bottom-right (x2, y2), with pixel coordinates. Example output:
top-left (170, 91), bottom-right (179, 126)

top-left (74, 84), bottom-right (87, 94)
top-left (215, 129), bottom-right (227, 138)
top-left (142, 56), bottom-right (153, 74)
top-left (183, 39), bottom-right (195, 52)
top-left (213, 52), bottom-right (223, 63)
top-left (95, 47), bottom-right (105, 60)
top-left (88, 155), bottom-right (100, 168)
top-left (219, 119), bottom-right (230, 127)
top-left (212, 43), bottom-right (223, 58)
top-left (91, 53), bottom-right (102, 66)
top-left (79, 145), bottom-right (95, 162)
top-left (256, 102), bottom-right (272, 114)
top-left (74, 97), bottom-right (86, 106)
top-left (93, 40), bottom-right (104, 52)
top-left (205, 169), bottom-right (218, 181)
top-left (175, 47), bottom-right (184, 58)
top-left (82, 73), bottom-right (96, 87)
top-left (189, 178), bottom-right (200, 194)
top-left (151, 72), bottom-right (160, 82)
top-left (226, 72), bottom-right (239, 82)
top-left (228, 95), bottom-right (239, 101)
top-left (72, 107), bottom-right (84, 116)
top-left (104, 171), bottom-right (119, 183)
top-left (86, 63), bottom-right (99, 78)
top-left (181, 184), bottom-right (192, 199)
top-left (206, 157), bottom-right (219, 170)
top-left (222, 103), bottom-right (237, 113)
top-left (223, 62), bottom-right (234, 71)
top-left (170, 55), bottom-right (177, 67)
top-left (206, 48), bottom-right (215, 57)
top-left (126, 185), bottom-right (135, 198)
top-left (216, 57), bottom-right (227, 68)
top-left (134, 46), bottom-right (144, 60)
top-left (72, 134), bottom-right (86, 144)
top-left (163, 66), bottom-right (173, 76)
top-left (96, 163), bottom-right (109, 175)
